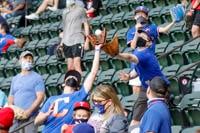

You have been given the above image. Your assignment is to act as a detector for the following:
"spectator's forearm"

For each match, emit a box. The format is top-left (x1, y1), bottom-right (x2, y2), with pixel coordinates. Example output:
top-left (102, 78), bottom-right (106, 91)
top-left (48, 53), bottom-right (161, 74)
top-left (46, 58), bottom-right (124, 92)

top-left (34, 112), bottom-right (49, 126)
top-left (159, 21), bottom-right (175, 34)
top-left (26, 92), bottom-right (44, 115)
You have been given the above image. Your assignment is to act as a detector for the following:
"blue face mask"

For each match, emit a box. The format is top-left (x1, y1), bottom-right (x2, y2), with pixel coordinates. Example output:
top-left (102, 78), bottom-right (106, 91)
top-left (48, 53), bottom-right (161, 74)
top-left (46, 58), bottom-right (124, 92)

top-left (94, 104), bottom-right (106, 114)
top-left (74, 119), bottom-right (88, 124)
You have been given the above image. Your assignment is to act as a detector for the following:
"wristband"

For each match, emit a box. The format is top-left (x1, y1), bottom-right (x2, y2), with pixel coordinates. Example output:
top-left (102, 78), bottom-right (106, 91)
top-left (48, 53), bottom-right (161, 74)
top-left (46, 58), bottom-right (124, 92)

top-left (95, 48), bottom-right (100, 51)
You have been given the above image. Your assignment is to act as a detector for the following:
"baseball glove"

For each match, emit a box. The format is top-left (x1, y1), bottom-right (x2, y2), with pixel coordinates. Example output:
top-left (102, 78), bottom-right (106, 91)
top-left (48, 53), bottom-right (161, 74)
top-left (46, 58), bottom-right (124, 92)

top-left (170, 4), bottom-right (185, 22)
top-left (88, 29), bottom-right (119, 57)
top-left (102, 34), bottom-right (119, 57)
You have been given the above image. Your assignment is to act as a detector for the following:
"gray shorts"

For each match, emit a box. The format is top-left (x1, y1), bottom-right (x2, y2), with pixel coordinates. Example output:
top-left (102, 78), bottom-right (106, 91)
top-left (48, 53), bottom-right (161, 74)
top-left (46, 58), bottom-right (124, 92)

top-left (132, 89), bottom-right (148, 121)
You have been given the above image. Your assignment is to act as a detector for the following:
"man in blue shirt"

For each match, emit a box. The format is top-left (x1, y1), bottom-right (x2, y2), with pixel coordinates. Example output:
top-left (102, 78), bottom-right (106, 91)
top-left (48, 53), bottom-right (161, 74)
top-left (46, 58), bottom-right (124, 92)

top-left (8, 51), bottom-right (45, 133)
top-left (117, 30), bottom-right (169, 126)
top-left (0, 90), bottom-right (7, 107)
top-left (140, 76), bottom-right (171, 133)
top-left (34, 44), bottom-right (102, 133)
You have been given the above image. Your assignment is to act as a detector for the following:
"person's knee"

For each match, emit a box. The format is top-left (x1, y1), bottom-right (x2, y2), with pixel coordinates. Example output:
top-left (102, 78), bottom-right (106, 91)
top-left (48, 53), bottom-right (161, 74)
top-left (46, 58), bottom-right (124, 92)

top-left (191, 25), bottom-right (200, 37)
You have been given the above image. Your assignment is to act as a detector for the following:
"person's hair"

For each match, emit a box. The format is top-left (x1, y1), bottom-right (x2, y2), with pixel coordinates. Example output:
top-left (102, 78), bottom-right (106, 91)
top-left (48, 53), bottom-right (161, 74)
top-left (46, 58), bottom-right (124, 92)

top-left (0, 23), bottom-right (10, 33)
top-left (91, 84), bottom-right (124, 119)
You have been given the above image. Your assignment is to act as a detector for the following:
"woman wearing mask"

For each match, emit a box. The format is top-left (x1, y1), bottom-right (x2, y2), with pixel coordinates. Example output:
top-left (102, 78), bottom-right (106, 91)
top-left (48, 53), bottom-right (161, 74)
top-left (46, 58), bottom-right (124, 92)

top-left (88, 84), bottom-right (128, 133)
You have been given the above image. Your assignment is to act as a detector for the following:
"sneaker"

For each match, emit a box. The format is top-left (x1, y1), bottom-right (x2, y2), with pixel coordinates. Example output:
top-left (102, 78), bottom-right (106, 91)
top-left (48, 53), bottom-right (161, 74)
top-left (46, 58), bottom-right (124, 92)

top-left (47, 6), bottom-right (57, 11)
top-left (25, 13), bottom-right (39, 20)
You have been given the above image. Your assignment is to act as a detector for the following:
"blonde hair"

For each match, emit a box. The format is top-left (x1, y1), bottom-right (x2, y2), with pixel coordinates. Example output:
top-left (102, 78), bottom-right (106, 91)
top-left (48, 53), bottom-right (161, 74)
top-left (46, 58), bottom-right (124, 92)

top-left (91, 84), bottom-right (124, 119)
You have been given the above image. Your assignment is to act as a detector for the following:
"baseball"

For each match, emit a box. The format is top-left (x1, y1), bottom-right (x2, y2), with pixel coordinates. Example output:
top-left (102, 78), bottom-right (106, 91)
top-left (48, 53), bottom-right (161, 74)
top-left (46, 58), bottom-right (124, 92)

top-left (95, 29), bottom-right (102, 36)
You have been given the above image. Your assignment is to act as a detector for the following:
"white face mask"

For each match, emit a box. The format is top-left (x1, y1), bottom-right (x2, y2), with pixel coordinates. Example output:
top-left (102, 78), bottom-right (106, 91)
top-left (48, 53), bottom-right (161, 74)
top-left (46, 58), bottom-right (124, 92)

top-left (66, 0), bottom-right (75, 8)
top-left (21, 60), bottom-right (33, 71)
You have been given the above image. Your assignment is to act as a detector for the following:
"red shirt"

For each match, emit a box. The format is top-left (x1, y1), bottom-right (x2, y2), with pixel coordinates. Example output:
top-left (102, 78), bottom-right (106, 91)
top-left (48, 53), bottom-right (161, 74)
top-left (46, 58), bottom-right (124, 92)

top-left (192, 0), bottom-right (200, 10)
top-left (64, 125), bottom-right (74, 133)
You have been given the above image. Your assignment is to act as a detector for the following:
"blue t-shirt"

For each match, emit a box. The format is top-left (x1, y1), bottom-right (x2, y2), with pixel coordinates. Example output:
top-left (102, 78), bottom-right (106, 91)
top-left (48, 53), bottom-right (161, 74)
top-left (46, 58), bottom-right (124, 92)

top-left (0, 33), bottom-right (15, 53)
top-left (9, 71), bottom-right (45, 111)
top-left (126, 24), bottom-right (158, 53)
top-left (133, 48), bottom-right (169, 89)
top-left (140, 99), bottom-right (172, 133)
top-left (40, 86), bottom-right (88, 133)
top-left (0, 90), bottom-right (7, 107)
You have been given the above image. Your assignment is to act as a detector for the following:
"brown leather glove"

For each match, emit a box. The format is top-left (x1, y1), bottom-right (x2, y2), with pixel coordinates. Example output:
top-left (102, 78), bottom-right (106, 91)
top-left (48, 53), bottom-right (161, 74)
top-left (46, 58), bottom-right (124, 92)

top-left (88, 29), bottom-right (119, 57)
top-left (102, 34), bottom-right (119, 57)
top-left (88, 28), bottom-right (107, 46)
top-left (9, 105), bottom-right (28, 120)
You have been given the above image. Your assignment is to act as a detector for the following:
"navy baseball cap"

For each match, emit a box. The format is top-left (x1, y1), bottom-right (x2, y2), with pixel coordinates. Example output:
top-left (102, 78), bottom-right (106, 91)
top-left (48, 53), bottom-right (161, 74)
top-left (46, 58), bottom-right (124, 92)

top-left (135, 6), bottom-right (149, 15)
top-left (73, 123), bottom-right (95, 133)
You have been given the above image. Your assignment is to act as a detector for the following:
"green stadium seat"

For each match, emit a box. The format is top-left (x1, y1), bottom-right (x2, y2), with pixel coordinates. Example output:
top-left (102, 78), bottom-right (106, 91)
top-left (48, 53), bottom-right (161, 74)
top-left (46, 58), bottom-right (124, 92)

top-left (24, 40), bottom-right (39, 56)
top-left (177, 63), bottom-right (197, 77)
top-left (97, 69), bottom-right (115, 84)
top-left (7, 45), bottom-right (21, 59)
top-left (141, 0), bottom-right (155, 9)
top-left (20, 26), bottom-right (32, 41)
top-left (168, 52), bottom-right (184, 66)
top-left (128, 0), bottom-right (141, 10)
top-left (184, 51), bottom-right (200, 64)
top-left (155, 42), bottom-right (168, 55)
top-left (35, 38), bottom-right (49, 57)
top-left (56, 73), bottom-right (65, 90)
top-left (123, 12), bottom-right (135, 27)
top-left (170, 107), bottom-right (187, 126)
top-left (117, 28), bottom-right (129, 47)
top-left (100, 13), bottom-right (114, 30)
top-left (4, 58), bottom-right (18, 77)
top-left (167, 0), bottom-right (180, 5)
top-left (39, 11), bottom-right (52, 24)
top-left (45, 73), bottom-right (62, 97)
top-left (154, 0), bottom-right (167, 7)
top-left (99, 51), bottom-right (112, 71)
top-left (171, 125), bottom-right (182, 133)
top-left (106, 29), bottom-right (117, 41)
top-left (162, 64), bottom-right (180, 77)
top-left (90, 15), bottom-right (103, 32)
top-left (158, 55), bottom-right (170, 67)
top-left (58, 62), bottom-right (67, 73)
top-left (29, 24), bottom-right (42, 41)
top-left (170, 21), bottom-right (186, 42)
top-left (47, 55), bottom-right (60, 74)
top-left (42, 74), bottom-right (49, 83)
top-left (166, 40), bottom-right (184, 52)
top-left (0, 77), bottom-right (13, 96)
top-left (107, 0), bottom-right (119, 14)
top-left (0, 58), bottom-right (8, 78)
top-left (114, 81), bottom-right (132, 96)
top-left (48, 9), bottom-right (63, 23)
top-left (160, 4), bottom-right (175, 23)
top-left (121, 94), bottom-right (138, 122)
top-left (168, 77), bottom-right (180, 97)
top-left (117, 0), bottom-right (129, 12)
top-left (35, 55), bottom-right (50, 74)
top-left (83, 51), bottom-right (94, 72)
top-left (187, 108), bottom-right (200, 126)
top-left (39, 23), bottom-right (52, 39)
top-left (111, 12), bottom-right (126, 29)
top-left (149, 7), bottom-right (163, 25)
top-left (99, 0), bottom-right (109, 15)
top-left (49, 22), bottom-right (61, 38)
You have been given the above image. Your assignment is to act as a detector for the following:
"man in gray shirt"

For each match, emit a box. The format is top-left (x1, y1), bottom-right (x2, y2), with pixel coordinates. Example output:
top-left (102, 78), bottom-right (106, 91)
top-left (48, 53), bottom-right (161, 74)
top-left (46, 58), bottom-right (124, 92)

top-left (61, 0), bottom-right (90, 74)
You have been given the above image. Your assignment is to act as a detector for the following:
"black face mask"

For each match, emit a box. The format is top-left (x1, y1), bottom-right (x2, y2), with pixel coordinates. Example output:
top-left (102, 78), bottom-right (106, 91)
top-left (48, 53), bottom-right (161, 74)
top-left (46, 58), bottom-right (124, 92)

top-left (136, 16), bottom-right (148, 25)
top-left (136, 37), bottom-right (147, 47)
top-left (65, 78), bottom-right (79, 88)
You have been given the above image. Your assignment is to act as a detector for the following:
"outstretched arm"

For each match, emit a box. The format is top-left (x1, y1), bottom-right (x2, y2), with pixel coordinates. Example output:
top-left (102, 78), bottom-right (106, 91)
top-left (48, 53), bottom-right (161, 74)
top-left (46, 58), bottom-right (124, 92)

top-left (158, 21), bottom-right (175, 34)
top-left (116, 53), bottom-right (139, 64)
top-left (83, 44), bottom-right (101, 93)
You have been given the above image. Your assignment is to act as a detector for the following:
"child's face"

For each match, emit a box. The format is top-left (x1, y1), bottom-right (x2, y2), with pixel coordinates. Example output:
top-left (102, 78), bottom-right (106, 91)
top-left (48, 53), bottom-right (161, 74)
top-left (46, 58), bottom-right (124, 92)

top-left (74, 109), bottom-right (90, 120)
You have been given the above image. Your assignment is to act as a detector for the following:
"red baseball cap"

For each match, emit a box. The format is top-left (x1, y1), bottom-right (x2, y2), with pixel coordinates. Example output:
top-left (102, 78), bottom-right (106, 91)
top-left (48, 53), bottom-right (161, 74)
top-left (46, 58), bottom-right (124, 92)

top-left (74, 102), bottom-right (90, 111)
top-left (0, 107), bottom-right (14, 130)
